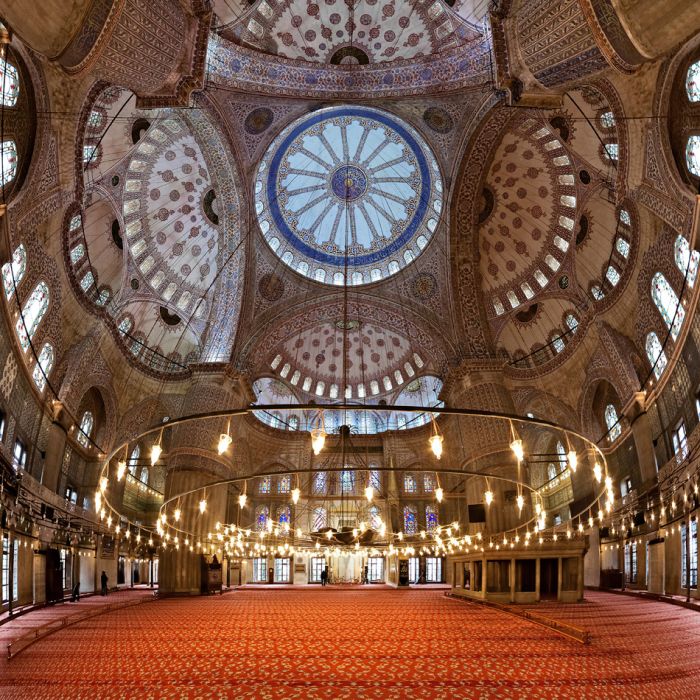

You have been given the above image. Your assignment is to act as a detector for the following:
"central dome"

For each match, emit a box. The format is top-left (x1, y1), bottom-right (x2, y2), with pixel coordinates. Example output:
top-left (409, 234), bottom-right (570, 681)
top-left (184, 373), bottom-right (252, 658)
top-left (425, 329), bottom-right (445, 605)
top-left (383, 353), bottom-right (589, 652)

top-left (255, 106), bottom-right (442, 285)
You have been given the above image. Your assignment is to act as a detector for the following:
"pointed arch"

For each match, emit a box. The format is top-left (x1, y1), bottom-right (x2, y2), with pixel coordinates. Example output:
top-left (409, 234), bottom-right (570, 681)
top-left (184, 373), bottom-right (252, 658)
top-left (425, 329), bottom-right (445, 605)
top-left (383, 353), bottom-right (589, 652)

top-left (16, 280), bottom-right (49, 351)
top-left (651, 272), bottom-right (684, 340)
top-left (32, 342), bottom-right (54, 392)
top-left (646, 332), bottom-right (667, 379)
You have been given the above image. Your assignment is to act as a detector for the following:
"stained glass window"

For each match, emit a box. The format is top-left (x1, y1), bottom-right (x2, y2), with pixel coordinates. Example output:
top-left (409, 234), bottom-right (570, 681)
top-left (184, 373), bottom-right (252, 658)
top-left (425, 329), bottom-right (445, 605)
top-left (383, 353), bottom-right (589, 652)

top-left (619, 209), bottom-right (631, 226)
top-left (605, 404), bottom-right (621, 441)
top-left (403, 505), bottom-right (417, 535)
top-left (255, 505), bottom-right (269, 531)
top-left (32, 342), bottom-right (54, 392)
top-left (313, 471), bottom-right (327, 494)
top-left (425, 505), bottom-right (438, 532)
top-left (2, 243), bottom-right (26, 299)
top-left (616, 237), bottom-right (630, 258)
top-left (674, 235), bottom-right (699, 288)
top-left (687, 60), bottom-right (700, 102)
top-left (603, 143), bottom-right (618, 162)
top-left (88, 110), bottom-right (104, 129)
top-left (606, 265), bottom-right (620, 286)
top-left (118, 317), bottom-right (132, 335)
top-left (340, 469), bottom-right (355, 493)
top-left (646, 332), bottom-right (667, 379)
top-left (77, 411), bottom-right (93, 448)
top-left (277, 475), bottom-right (291, 493)
top-left (0, 60), bottom-right (19, 107)
top-left (312, 506), bottom-right (327, 531)
top-left (128, 445), bottom-right (140, 474)
top-left (423, 473), bottom-right (434, 493)
top-left (70, 244), bottom-right (85, 264)
top-left (651, 272), bottom-right (684, 340)
top-left (600, 111), bottom-right (615, 128)
top-left (83, 144), bottom-right (100, 167)
top-left (369, 468), bottom-right (381, 492)
top-left (69, 214), bottom-right (82, 232)
top-left (80, 271), bottom-right (94, 291)
top-left (552, 336), bottom-right (565, 354)
top-left (277, 505), bottom-right (291, 525)
top-left (96, 288), bottom-right (110, 306)
top-left (16, 281), bottom-right (49, 351)
top-left (565, 314), bottom-right (578, 332)
top-left (0, 140), bottom-right (17, 187)
top-left (258, 476), bottom-right (271, 494)
top-left (687, 136), bottom-right (700, 177)
top-left (404, 473), bottom-right (417, 494)
top-left (369, 505), bottom-right (382, 530)
top-left (591, 285), bottom-right (604, 301)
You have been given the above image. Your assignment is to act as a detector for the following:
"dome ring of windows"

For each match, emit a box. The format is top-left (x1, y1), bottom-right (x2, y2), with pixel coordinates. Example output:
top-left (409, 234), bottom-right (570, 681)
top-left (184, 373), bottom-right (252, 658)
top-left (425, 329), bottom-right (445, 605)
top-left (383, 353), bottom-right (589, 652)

top-left (255, 105), bottom-right (443, 285)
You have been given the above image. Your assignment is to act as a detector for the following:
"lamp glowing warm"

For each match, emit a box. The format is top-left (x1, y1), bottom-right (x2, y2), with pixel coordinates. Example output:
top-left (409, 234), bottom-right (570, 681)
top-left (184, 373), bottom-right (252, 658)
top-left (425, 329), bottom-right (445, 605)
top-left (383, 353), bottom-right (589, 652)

top-left (116, 461), bottom-right (127, 481)
top-left (310, 428), bottom-right (326, 456)
top-left (94, 490), bottom-right (102, 512)
top-left (510, 439), bottom-right (524, 462)
top-left (150, 443), bottom-right (162, 466)
top-left (516, 494), bottom-right (524, 512)
top-left (429, 434), bottom-right (443, 460)
top-left (365, 485), bottom-right (374, 502)
top-left (567, 450), bottom-right (577, 472)
top-left (174, 508), bottom-right (181, 522)
top-left (593, 462), bottom-right (602, 483)
top-left (291, 488), bottom-right (300, 504)
top-left (99, 476), bottom-right (108, 493)
top-left (484, 490), bottom-right (494, 506)
top-left (238, 493), bottom-right (247, 508)
top-left (199, 498), bottom-right (207, 514)
top-left (217, 433), bottom-right (232, 455)
top-left (325, 529), bottom-right (333, 540)
top-left (435, 487), bottom-right (444, 503)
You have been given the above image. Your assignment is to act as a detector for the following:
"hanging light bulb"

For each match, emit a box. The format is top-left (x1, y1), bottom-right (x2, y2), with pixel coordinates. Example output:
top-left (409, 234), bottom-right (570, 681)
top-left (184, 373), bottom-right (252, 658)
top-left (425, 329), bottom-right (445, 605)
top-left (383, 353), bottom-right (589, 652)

top-left (567, 450), bottom-right (577, 472)
top-left (429, 434), bottom-right (443, 460)
top-left (217, 433), bottom-right (232, 455)
top-left (94, 490), bottom-right (102, 512)
top-left (174, 508), bottom-right (181, 522)
top-left (238, 493), bottom-right (247, 508)
top-left (291, 488), bottom-right (300, 504)
top-left (516, 494), bottom-right (524, 512)
top-left (99, 476), bottom-right (108, 493)
top-left (365, 485), bottom-right (374, 502)
top-left (325, 528), bottom-right (333, 540)
top-left (510, 439), bottom-right (524, 462)
top-left (310, 428), bottom-right (326, 456)
top-left (116, 461), bottom-right (127, 481)
top-left (435, 487), bottom-right (444, 503)
top-left (593, 462), bottom-right (602, 483)
top-left (484, 490), bottom-right (494, 506)
top-left (199, 498), bottom-right (207, 514)
top-left (150, 443), bottom-right (162, 466)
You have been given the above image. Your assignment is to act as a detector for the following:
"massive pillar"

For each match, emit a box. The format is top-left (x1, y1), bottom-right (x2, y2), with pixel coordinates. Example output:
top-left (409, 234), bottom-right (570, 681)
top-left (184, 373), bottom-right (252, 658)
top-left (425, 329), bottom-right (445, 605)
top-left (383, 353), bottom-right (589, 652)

top-left (158, 370), bottom-right (245, 595)
top-left (41, 401), bottom-right (73, 493)
top-left (1, 0), bottom-right (212, 107)
top-left (623, 392), bottom-right (658, 488)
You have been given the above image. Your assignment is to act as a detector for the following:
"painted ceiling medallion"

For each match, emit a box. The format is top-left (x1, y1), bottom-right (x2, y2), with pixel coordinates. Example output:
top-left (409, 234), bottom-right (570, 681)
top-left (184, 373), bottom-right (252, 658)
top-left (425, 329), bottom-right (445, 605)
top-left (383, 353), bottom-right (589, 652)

top-left (255, 106), bottom-right (442, 285)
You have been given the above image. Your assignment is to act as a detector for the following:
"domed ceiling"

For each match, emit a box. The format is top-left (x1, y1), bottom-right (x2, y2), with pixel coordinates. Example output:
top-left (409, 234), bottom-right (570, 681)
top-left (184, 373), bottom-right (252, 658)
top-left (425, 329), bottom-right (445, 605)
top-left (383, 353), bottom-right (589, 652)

top-left (255, 105), bottom-right (442, 284)
top-left (215, 0), bottom-right (481, 64)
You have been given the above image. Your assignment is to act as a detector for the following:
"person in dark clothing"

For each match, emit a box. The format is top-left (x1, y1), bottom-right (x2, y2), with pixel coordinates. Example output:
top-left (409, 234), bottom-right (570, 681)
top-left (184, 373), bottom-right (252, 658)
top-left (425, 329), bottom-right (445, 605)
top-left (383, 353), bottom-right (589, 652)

top-left (101, 570), bottom-right (108, 596)
top-left (71, 582), bottom-right (80, 602)
top-left (320, 568), bottom-right (327, 586)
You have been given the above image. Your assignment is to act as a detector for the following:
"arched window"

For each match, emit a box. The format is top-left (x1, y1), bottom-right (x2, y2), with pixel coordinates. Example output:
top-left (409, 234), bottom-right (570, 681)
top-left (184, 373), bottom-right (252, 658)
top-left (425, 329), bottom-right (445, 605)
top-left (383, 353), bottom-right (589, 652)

top-left (77, 411), bottom-right (94, 448)
top-left (403, 505), bottom-right (417, 534)
top-left (605, 404), bottom-right (622, 441)
top-left (687, 60), bottom-right (700, 102)
top-left (603, 143), bottom-right (619, 162)
top-left (425, 505), bottom-right (438, 532)
top-left (288, 415), bottom-right (299, 431)
top-left (687, 136), bottom-right (700, 177)
top-left (277, 475), bottom-right (291, 493)
top-left (605, 265), bottom-right (620, 287)
top-left (565, 314), bottom-right (578, 333)
top-left (547, 463), bottom-right (557, 481)
top-left (139, 467), bottom-right (148, 484)
top-left (403, 473), bottom-right (417, 494)
top-left (312, 506), bottom-right (327, 531)
top-left (552, 336), bottom-right (565, 354)
top-left (32, 342), bottom-right (54, 392)
top-left (369, 505), bottom-right (382, 530)
top-left (314, 471), bottom-right (326, 494)
top-left (2, 243), bottom-right (26, 299)
top-left (651, 272), bottom-right (684, 340)
top-left (340, 469), bottom-right (355, 493)
top-left (0, 139), bottom-right (17, 187)
top-left (277, 505), bottom-right (291, 525)
top-left (83, 144), bottom-right (100, 168)
top-left (423, 473), bottom-right (434, 493)
top-left (369, 468), bottom-right (381, 491)
top-left (255, 505), bottom-right (269, 531)
top-left (128, 445), bottom-right (140, 475)
top-left (0, 61), bottom-right (19, 107)
top-left (16, 281), bottom-right (49, 351)
top-left (556, 441), bottom-right (566, 470)
top-left (646, 332), bottom-right (668, 379)
top-left (674, 235), bottom-right (699, 288)
top-left (258, 476), bottom-right (271, 494)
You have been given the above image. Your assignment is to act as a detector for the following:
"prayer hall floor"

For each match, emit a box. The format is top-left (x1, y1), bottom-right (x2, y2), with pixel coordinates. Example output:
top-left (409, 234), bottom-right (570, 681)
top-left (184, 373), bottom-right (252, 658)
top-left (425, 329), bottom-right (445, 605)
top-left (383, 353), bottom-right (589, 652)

top-left (1, 588), bottom-right (699, 699)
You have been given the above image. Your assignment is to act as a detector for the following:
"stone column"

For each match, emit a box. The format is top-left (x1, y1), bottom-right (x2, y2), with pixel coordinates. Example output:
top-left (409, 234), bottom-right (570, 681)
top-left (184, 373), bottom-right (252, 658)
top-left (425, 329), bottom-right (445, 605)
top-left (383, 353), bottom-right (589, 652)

top-left (510, 557), bottom-right (516, 603)
top-left (535, 557), bottom-right (541, 602)
top-left (481, 557), bottom-right (487, 598)
top-left (557, 557), bottom-right (563, 601)
top-left (577, 553), bottom-right (585, 600)
top-left (624, 393), bottom-right (658, 487)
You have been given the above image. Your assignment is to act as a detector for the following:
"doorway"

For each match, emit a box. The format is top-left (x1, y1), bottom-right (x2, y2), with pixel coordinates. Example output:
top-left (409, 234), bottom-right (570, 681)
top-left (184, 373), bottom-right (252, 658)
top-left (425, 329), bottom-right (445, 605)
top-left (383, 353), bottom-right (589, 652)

top-left (540, 558), bottom-right (558, 599)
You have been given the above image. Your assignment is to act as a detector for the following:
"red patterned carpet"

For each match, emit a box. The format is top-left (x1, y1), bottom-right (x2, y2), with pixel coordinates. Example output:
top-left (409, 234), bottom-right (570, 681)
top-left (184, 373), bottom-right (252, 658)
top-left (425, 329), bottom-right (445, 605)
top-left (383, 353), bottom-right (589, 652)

top-left (1, 588), bottom-right (700, 699)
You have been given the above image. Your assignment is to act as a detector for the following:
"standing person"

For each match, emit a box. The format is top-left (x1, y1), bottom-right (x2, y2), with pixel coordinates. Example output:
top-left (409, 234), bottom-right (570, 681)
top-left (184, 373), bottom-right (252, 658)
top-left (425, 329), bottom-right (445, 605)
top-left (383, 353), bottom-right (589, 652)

top-left (101, 570), bottom-right (108, 596)
top-left (320, 568), bottom-right (327, 587)
top-left (71, 581), bottom-right (80, 602)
